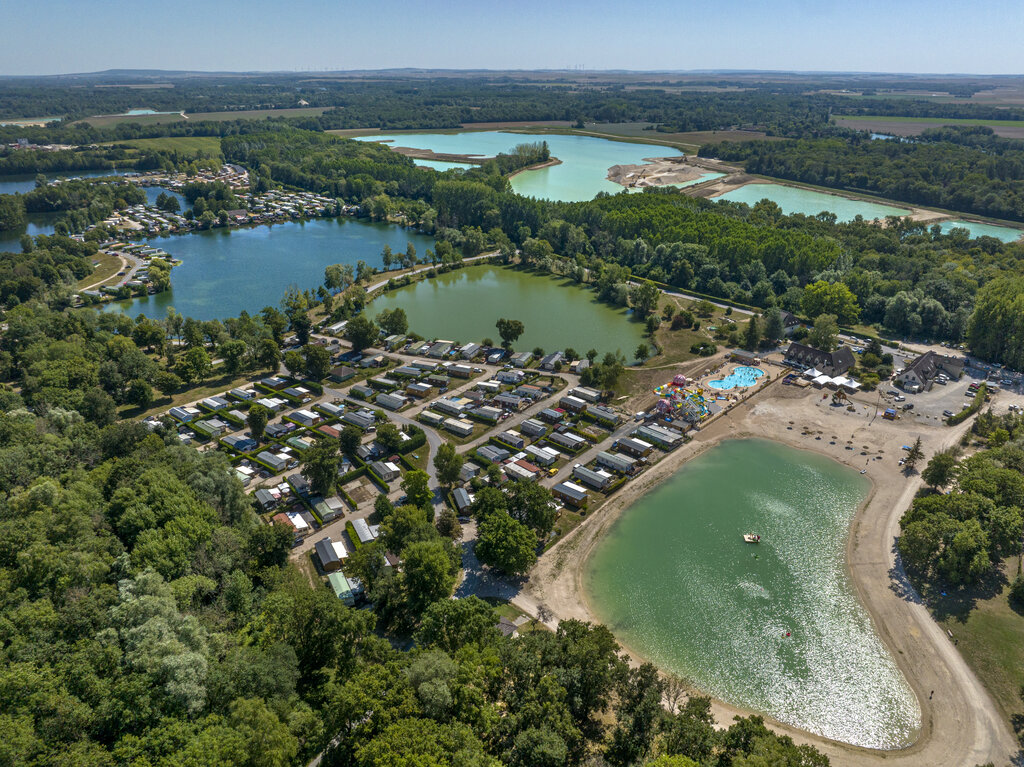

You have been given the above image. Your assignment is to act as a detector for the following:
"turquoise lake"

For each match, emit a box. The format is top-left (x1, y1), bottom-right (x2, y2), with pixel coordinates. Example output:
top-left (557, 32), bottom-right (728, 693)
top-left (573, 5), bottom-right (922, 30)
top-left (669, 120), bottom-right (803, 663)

top-left (585, 438), bottom-right (920, 749)
top-left (106, 218), bottom-right (435, 321)
top-left (716, 182), bottom-right (912, 221)
top-left (356, 131), bottom-right (691, 201)
top-left (937, 219), bottom-right (1022, 243)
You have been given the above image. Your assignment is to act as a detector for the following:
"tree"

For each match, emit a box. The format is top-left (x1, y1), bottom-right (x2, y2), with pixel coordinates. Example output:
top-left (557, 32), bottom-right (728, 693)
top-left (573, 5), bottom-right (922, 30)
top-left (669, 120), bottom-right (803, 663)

top-left (475, 512), bottom-right (537, 574)
top-left (762, 309), bottom-right (785, 343)
top-left (661, 696), bottom-right (716, 764)
top-left (376, 307), bottom-right (409, 336)
top-left (403, 539), bottom-right (456, 617)
top-left (904, 437), bottom-right (924, 472)
top-left (635, 343), bottom-right (650, 364)
top-left (154, 370), bottom-right (182, 396)
top-left (436, 508), bottom-right (462, 540)
top-left (376, 422), bottom-right (403, 454)
top-left (339, 424), bottom-right (362, 455)
top-left (283, 350), bottom-right (305, 377)
top-left (344, 315), bottom-right (378, 352)
top-left (218, 338), bottom-right (246, 375)
top-left (630, 281), bottom-right (660, 317)
top-left (433, 442), bottom-right (464, 487)
top-left (807, 313), bottom-right (839, 352)
top-left (125, 378), bottom-right (154, 409)
top-left (801, 280), bottom-right (860, 325)
top-left (256, 338), bottom-right (280, 372)
top-left (743, 315), bottom-right (761, 351)
top-left (380, 244), bottom-right (393, 271)
top-left (303, 344), bottom-right (332, 382)
top-left (415, 596), bottom-right (500, 653)
top-left (401, 470), bottom-right (433, 509)
top-left (302, 436), bottom-right (340, 496)
top-left (496, 318), bottom-right (525, 349)
top-left (247, 404), bottom-right (271, 441)
top-left (176, 346), bottom-right (211, 384)
top-left (506, 480), bottom-right (556, 537)
top-left (922, 451), bottom-right (957, 489)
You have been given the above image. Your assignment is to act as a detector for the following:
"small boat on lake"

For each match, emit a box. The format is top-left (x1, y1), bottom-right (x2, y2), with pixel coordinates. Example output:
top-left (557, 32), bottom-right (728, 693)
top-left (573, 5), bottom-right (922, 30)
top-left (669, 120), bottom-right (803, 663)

top-left (743, 533), bottom-right (761, 544)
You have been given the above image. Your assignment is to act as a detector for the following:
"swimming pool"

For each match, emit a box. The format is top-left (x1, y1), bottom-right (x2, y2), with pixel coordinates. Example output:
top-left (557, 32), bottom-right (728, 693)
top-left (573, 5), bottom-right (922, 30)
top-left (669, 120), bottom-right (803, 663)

top-left (707, 366), bottom-right (765, 390)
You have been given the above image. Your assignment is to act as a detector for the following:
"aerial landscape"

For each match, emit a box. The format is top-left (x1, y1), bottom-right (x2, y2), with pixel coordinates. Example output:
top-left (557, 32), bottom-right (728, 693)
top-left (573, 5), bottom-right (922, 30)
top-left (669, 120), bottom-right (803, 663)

top-left (4, 1), bottom-right (1024, 766)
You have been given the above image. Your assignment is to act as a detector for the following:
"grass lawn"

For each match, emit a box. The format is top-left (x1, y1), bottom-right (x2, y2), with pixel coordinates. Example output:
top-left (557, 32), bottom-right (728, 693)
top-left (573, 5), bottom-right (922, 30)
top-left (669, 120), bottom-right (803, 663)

top-left (117, 370), bottom-right (264, 420)
top-left (931, 558), bottom-right (1024, 733)
top-left (482, 597), bottom-right (550, 634)
top-left (77, 251), bottom-right (122, 288)
top-left (404, 450), bottom-right (429, 472)
top-left (546, 507), bottom-right (586, 551)
top-left (105, 136), bottom-right (223, 156)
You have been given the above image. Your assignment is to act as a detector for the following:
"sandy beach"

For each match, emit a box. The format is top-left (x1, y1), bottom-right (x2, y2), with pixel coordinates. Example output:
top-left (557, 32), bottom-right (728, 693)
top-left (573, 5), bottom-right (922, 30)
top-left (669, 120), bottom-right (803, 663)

top-left (525, 373), bottom-right (1018, 766)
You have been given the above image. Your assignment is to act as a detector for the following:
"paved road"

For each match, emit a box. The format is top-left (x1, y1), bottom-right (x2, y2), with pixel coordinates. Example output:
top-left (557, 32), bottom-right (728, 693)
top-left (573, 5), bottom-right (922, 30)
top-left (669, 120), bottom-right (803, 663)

top-left (364, 251), bottom-right (498, 294)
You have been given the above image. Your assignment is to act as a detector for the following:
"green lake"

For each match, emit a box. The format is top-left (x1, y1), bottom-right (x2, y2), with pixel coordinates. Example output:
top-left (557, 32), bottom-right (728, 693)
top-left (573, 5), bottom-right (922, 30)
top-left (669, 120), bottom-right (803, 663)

top-left (370, 265), bottom-right (645, 357)
top-left (716, 182), bottom-right (912, 222)
top-left (356, 131), bottom-right (716, 201)
top-left (106, 218), bottom-right (435, 321)
top-left (585, 438), bottom-right (920, 749)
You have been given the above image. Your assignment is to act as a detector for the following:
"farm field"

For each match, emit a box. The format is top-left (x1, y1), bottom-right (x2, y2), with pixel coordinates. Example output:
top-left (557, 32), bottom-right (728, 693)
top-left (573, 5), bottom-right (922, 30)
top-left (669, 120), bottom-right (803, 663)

top-left (102, 136), bottom-right (223, 155)
top-left (79, 106), bottom-right (328, 127)
top-left (835, 114), bottom-right (1024, 138)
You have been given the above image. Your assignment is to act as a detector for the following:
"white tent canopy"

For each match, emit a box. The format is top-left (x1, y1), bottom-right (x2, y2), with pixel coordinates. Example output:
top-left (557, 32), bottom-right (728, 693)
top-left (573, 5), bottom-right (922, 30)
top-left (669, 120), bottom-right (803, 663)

top-left (804, 367), bottom-right (822, 379)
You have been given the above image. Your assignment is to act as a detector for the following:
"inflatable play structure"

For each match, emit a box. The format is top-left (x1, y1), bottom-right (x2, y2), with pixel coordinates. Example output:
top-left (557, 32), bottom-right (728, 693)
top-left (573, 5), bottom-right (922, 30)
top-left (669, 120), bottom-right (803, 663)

top-left (653, 374), bottom-right (711, 422)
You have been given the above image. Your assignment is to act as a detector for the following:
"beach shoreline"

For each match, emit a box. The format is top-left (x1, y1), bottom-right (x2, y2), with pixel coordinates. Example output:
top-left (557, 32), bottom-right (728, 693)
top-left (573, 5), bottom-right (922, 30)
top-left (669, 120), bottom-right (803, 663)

top-left (524, 377), bottom-right (1017, 765)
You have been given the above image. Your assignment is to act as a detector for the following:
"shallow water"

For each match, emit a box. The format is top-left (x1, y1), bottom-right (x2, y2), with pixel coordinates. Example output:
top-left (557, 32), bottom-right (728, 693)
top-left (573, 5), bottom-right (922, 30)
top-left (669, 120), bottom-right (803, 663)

top-left (585, 438), bottom-right (920, 749)
top-left (716, 182), bottom-right (912, 222)
top-left (357, 131), bottom-right (684, 202)
top-left (369, 264), bottom-right (645, 357)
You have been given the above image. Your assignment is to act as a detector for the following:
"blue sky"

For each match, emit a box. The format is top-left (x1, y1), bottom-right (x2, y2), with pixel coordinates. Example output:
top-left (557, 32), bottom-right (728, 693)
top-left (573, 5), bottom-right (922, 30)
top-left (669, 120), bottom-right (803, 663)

top-left (2, 0), bottom-right (1021, 76)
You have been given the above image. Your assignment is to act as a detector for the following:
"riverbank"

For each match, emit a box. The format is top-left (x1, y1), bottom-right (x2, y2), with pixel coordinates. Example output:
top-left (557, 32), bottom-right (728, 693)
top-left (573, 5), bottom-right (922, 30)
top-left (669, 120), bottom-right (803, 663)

top-left (526, 376), bottom-right (1018, 765)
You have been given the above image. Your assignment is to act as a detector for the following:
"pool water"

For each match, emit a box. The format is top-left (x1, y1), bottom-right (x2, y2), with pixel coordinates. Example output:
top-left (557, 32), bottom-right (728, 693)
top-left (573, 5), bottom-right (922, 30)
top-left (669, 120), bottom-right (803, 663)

top-left (708, 366), bottom-right (765, 390)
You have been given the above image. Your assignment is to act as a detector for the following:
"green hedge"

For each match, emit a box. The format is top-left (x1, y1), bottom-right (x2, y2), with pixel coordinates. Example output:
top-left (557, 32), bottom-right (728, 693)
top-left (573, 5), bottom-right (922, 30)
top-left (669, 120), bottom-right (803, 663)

top-left (345, 521), bottom-right (363, 550)
top-left (399, 427), bottom-right (427, 454)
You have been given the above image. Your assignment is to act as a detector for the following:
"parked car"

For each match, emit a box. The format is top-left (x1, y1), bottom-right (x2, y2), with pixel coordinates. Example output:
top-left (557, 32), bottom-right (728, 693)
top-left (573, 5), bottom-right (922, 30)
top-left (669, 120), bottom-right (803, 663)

top-left (902, 403), bottom-right (914, 411)
top-left (943, 410), bottom-right (956, 418)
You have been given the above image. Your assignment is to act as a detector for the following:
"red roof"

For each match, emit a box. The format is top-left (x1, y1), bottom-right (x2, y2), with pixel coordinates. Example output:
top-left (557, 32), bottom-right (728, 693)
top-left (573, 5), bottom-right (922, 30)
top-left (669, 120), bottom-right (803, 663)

top-left (514, 459), bottom-right (541, 474)
top-left (271, 512), bottom-right (295, 529)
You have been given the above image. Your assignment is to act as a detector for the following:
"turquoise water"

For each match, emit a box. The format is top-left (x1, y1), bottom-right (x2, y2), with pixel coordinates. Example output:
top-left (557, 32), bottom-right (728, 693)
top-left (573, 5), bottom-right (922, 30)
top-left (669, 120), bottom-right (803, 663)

top-left (937, 219), bottom-right (1022, 243)
top-left (105, 218), bottom-right (435, 321)
top-left (414, 159), bottom-right (476, 171)
top-left (717, 182), bottom-right (912, 222)
top-left (369, 264), bottom-right (645, 357)
top-left (357, 132), bottom-right (683, 202)
top-left (586, 439), bottom-right (920, 748)
top-left (708, 365), bottom-right (765, 390)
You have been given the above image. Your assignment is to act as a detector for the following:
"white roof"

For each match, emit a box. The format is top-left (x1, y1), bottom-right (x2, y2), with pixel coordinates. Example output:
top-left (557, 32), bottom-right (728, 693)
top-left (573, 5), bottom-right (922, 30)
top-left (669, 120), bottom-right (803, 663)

top-left (287, 511), bottom-right (309, 530)
top-left (332, 541), bottom-right (349, 560)
top-left (803, 367), bottom-right (822, 378)
top-left (813, 374), bottom-right (832, 385)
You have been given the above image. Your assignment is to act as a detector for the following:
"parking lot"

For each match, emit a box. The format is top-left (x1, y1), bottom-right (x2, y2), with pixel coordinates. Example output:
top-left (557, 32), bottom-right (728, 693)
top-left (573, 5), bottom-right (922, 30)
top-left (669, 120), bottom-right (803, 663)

top-left (881, 372), bottom-right (1024, 425)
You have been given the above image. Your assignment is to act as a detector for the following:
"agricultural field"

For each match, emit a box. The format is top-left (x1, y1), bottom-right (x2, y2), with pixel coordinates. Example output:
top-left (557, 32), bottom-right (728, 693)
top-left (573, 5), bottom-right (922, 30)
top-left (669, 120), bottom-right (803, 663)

top-left (103, 136), bottom-right (223, 155)
top-left (835, 113), bottom-right (1024, 138)
top-left (78, 106), bottom-right (328, 127)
